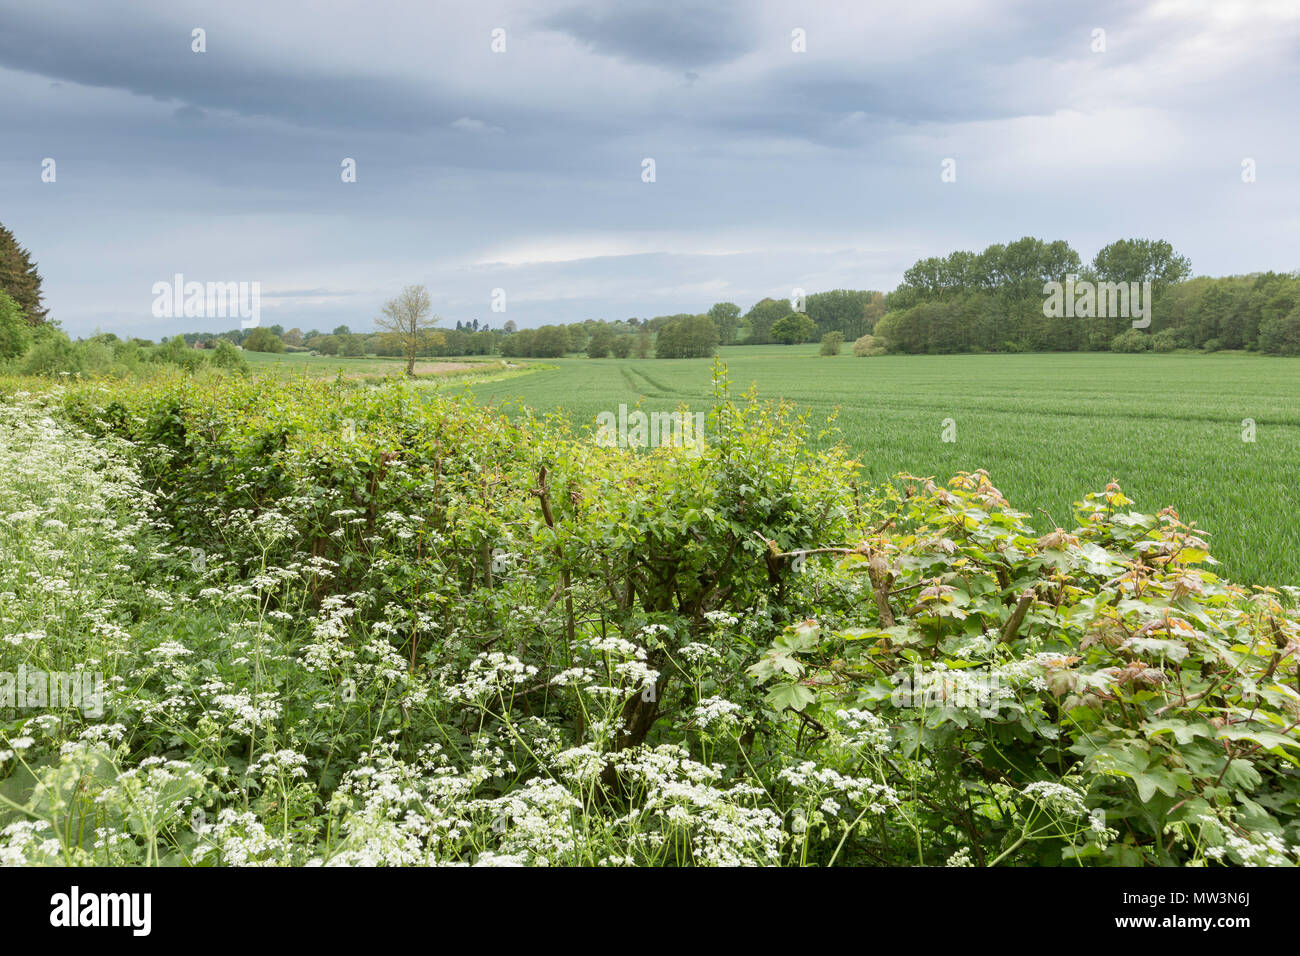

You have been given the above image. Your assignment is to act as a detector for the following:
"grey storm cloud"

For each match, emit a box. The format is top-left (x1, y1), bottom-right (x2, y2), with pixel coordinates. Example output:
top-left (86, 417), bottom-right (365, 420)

top-left (0, 0), bottom-right (1295, 340)
top-left (539, 0), bottom-right (758, 69)
top-left (0, 7), bottom-right (460, 132)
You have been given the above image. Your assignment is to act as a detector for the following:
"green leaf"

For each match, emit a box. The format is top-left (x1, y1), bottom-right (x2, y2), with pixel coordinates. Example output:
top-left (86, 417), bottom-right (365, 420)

top-left (765, 683), bottom-right (816, 713)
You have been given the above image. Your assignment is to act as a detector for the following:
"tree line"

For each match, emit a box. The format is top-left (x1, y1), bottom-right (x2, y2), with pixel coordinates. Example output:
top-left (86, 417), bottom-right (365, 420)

top-left (4, 219), bottom-right (1300, 367)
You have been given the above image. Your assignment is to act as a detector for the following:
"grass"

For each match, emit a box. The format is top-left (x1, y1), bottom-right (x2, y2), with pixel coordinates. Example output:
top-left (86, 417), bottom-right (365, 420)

top-left (470, 346), bottom-right (1300, 586)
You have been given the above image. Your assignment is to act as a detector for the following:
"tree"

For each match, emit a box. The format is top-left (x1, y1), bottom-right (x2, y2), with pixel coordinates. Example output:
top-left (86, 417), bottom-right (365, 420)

top-left (819, 331), bottom-right (843, 356)
top-left (243, 327), bottom-right (285, 352)
top-left (655, 314), bottom-right (718, 358)
top-left (743, 298), bottom-right (790, 344)
top-left (707, 302), bottom-right (742, 345)
top-left (586, 323), bottom-right (615, 358)
top-left (770, 313), bottom-right (817, 345)
top-left (0, 291), bottom-right (32, 360)
top-left (314, 335), bottom-right (341, 355)
top-left (862, 291), bottom-right (886, 332)
top-left (375, 285), bottom-right (439, 376)
top-left (0, 222), bottom-right (47, 325)
top-left (1092, 239), bottom-right (1192, 290)
top-left (636, 328), bottom-right (652, 359)
top-left (503, 319), bottom-right (518, 334)
top-left (806, 290), bottom-right (876, 339)
top-left (610, 336), bottom-right (632, 359)
top-left (1259, 304), bottom-right (1300, 356)
top-left (282, 327), bottom-right (304, 348)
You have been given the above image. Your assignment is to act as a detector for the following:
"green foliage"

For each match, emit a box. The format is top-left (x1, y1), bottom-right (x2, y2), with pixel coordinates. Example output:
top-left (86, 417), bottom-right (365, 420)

top-left (0, 291), bottom-right (32, 360)
top-left (6, 367), bottom-right (1297, 867)
top-left (770, 313), bottom-right (817, 345)
top-left (1152, 329), bottom-right (1178, 352)
top-left (0, 221), bottom-right (47, 324)
top-left (210, 338), bottom-right (249, 373)
top-left (243, 327), bottom-right (285, 353)
top-left (748, 471), bottom-right (1300, 865)
top-left (1110, 329), bottom-right (1151, 353)
top-left (708, 302), bottom-right (742, 345)
top-left (586, 322), bottom-right (615, 358)
top-left (19, 326), bottom-right (79, 376)
top-left (852, 333), bottom-right (887, 357)
top-left (655, 314), bottom-right (719, 358)
top-left (1093, 238), bottom-right (1192, 289)
top-left (499, 324), bottom-right (571, 358)
top-left (743, 297), bottom-right (790, 345)
top-left (806, 290), bottom-right (878, 341)
top-left (1259, 305), bottom-right (1300, 356)
top-left (820, 331), bottom-right (843, 356)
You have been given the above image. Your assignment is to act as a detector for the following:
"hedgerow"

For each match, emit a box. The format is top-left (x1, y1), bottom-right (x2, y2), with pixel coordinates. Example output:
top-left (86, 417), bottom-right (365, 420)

top-left (0, 367), bottom-right (1296, 866)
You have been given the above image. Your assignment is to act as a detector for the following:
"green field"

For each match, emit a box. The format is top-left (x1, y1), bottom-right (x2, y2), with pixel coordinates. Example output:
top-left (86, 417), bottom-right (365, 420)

top-left (471, 346), bottom-right (1300, 586)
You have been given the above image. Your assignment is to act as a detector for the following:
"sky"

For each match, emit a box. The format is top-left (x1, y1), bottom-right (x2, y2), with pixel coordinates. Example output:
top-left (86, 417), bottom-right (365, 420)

top-left (0, 0), bottom-right (1297, 339)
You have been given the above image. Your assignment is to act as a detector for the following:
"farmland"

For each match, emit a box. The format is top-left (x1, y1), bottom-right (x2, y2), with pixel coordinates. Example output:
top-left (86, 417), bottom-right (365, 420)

top-left (472, 347), bottom-right (1300, 586)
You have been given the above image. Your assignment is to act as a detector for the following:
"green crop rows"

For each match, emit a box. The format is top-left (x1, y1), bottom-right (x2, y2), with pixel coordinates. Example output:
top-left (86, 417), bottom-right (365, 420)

top-left (472, 347), bottom-right (1300, 585)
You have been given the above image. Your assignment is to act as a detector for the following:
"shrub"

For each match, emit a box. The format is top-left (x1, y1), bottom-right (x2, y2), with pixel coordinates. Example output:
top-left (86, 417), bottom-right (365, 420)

top-left (1151, 329), bottom-right (1177, 352)
top-left (749, 472), bottom-right (1300, 865)
top-left (1110, 329), bottom-right (1151, 353)
top-left (210, 338), bottom-right (249, 373)
top-left (1203, 338), bottom-right (1224, 353)
top-left (820, 331), bottom-right (843, 356)
top-left (852, 333), bottom-right (887, 357)
top-left (20, 327), bottom-right (80, 376)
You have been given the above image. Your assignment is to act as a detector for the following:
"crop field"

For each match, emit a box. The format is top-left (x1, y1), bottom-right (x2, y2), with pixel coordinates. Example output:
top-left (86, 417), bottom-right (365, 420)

top-left (473, 347), bottom-right (1300, 586)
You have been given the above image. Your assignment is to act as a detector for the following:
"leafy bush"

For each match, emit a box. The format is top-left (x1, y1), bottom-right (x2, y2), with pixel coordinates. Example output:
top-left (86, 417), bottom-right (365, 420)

top-left (1110, 329), bottom-right (1151, 353)
top-left (852, 334), bottom-right (887, 357)
top-left (820, 331), bottom-right (843, 356)
top-left (749, 472), bottom-right (1300, 865)
top-left (210, 338), bottom-right (249, 373)
top-left (20, 327), bottom-right (80, 376)
top-left (1152, 329), bottom-right (1177, 352)
top-left (1203, 338), bottom-right (1224, 353)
